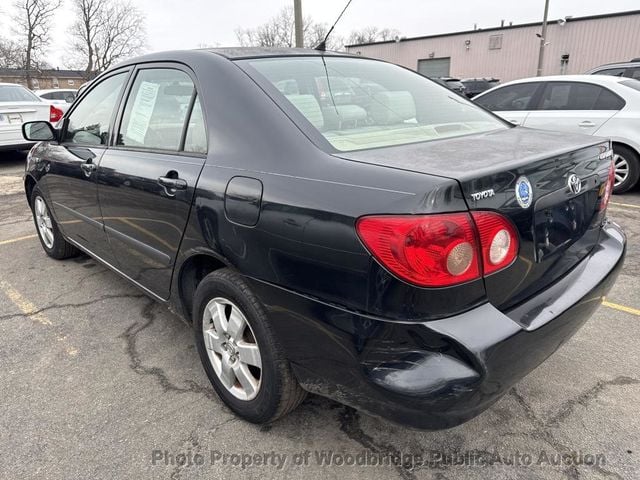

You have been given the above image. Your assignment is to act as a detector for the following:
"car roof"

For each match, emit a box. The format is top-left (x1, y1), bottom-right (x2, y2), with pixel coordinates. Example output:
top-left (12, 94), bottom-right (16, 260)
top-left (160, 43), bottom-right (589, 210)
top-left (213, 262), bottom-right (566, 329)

top-left (496, 74), bottom-right (629, 86)
top-left (203, 47), bottom-right (351, 59)
top-left (35, 88), bottom-right (77, 94)
top-left (0, 82), bottom-right (26, 87)
top-left (587, 61), bottom-right (640, 71)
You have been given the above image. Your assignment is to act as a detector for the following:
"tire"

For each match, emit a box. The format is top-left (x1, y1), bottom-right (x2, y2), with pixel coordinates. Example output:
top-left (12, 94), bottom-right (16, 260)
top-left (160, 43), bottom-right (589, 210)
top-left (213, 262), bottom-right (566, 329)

top-left (193, 268), bottom-right (306, 424)
top-left (612, 145), bottom-right (640, 194)
top-left (30, 186), bottom-right (79, 260)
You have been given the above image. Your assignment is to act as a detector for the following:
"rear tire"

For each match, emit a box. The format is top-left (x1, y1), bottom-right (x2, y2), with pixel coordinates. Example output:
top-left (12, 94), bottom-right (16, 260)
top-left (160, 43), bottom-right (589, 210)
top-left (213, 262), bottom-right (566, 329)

top-left (193, 268), bottom-right (306, 424)
top-left (612, 145), bottom-right (640, 194)
top-left (30, 186), bottom-right (79, 260)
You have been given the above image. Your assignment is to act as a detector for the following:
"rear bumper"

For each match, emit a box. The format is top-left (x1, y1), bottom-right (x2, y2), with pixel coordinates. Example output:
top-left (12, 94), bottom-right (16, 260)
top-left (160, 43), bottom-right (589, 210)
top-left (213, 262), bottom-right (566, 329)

top-left (0, 126), bottom-right (33, 150)
top-left (249, 222), bottom-right (626, 429)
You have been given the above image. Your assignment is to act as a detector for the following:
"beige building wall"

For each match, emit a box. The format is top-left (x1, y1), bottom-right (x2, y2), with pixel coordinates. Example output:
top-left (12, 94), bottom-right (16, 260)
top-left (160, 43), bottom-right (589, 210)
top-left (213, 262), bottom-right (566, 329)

top-left (345, 11), bottom-right (640, 82)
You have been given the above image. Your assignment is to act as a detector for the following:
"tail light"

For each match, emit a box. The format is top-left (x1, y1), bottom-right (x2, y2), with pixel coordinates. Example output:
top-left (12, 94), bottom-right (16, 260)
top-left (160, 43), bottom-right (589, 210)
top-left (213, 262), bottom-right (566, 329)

top-left (471, 211), bottom-right (519, 275)
top-left (599, 160), bottom-right (615, 211)
top-left (356, 212), bottom-right (518, 288)
top-left (49, 105), bottom-right (64, 123)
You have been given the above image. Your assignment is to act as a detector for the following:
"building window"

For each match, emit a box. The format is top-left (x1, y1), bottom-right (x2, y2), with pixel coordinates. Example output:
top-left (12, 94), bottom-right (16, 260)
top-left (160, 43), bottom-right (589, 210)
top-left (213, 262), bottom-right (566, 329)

top-left (489, 35), bottom-right (503, 50)
top-left (68, 79), bottom-right (75, 86)
top-left (52, 77), bottom-right (59, 88)
top-left (31, 79), bottom-right (40, 89)
top-left (560, 54), bottom-right (570, 75)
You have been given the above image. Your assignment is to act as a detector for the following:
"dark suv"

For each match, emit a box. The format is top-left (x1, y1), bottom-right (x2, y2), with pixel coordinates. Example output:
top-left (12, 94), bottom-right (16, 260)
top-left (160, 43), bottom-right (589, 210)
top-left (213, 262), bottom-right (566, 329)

top-left (586, 59), bottom-right (640, 79)
top-left (21, 48), bottom-right (625, 429)
top-left (462, 77), bottom-right (500, 98)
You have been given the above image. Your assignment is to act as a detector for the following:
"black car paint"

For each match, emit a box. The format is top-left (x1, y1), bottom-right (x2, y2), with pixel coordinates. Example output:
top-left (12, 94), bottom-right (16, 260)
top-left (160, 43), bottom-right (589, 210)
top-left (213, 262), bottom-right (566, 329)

top-left (24, 48), bottom-right (626, 429)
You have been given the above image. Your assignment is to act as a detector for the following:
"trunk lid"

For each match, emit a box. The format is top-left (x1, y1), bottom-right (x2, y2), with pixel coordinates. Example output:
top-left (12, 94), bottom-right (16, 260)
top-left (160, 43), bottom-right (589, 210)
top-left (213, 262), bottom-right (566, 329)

top-left (0, 101), bottom-right (50, 126)
top-left (336, 127), bottom-right (612, 311)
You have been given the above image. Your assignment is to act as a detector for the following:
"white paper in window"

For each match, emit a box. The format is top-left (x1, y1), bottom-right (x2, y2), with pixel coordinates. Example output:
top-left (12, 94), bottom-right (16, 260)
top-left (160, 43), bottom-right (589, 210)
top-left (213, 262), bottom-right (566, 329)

top-left (126, 81), bottom-right (159, 144)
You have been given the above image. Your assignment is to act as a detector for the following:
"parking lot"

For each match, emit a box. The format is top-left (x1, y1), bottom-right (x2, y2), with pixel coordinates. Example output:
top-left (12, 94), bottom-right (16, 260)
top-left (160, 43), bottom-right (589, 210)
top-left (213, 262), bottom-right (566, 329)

top-left (0, 151), bottom-right (638, 480)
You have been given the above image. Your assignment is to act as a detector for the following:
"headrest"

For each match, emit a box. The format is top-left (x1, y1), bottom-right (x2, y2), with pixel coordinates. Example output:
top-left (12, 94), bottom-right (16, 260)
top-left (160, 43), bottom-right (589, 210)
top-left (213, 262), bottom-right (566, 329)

top-left (369, 91), bottom-right (416, 125)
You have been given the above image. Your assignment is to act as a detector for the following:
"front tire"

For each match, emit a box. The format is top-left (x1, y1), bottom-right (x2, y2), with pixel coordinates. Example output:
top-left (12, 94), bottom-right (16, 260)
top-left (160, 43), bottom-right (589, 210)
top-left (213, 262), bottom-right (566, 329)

top-left (612, 145), bottom-right (640, 194)
top-left (30, 186), bottom-right (79, 260)
top-left (193, 269), bottom-right (306, 424)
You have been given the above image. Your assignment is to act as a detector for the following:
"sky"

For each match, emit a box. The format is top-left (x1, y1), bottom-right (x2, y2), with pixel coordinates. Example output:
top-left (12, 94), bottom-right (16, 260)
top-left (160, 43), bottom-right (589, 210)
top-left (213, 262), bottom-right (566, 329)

top-left (2, 0), bottom-right (639, 69)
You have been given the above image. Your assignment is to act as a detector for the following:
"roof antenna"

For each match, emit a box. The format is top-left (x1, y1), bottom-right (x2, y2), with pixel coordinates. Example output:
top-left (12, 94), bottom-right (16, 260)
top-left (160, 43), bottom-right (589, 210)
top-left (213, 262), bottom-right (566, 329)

top-left (315, 0), bottom-right (353, 51)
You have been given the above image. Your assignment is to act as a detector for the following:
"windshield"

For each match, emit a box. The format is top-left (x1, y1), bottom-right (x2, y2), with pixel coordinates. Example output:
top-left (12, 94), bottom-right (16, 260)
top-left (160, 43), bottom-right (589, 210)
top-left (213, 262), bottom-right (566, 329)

top-left (240, 56), bottom-right (506, 152)
top-left (0, 85), bottom-right (41, 103)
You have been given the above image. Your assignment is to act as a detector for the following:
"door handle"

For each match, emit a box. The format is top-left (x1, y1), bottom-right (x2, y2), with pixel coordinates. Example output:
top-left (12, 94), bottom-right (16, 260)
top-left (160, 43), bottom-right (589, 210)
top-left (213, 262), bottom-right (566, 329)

top-left (579, 121), bottom-right (596, 128)
top-left (158, 176), bottom-right (187, 190)
top-left (80, 162), bottom-right (96, 177)
top-left (508, 119), bottom-right (520, 126)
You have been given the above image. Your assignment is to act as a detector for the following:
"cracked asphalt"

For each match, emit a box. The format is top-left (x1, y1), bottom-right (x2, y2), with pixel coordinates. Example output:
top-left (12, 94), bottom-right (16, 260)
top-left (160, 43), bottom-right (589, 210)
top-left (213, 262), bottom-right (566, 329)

top-left (1, 150), bottom-right (639, 480)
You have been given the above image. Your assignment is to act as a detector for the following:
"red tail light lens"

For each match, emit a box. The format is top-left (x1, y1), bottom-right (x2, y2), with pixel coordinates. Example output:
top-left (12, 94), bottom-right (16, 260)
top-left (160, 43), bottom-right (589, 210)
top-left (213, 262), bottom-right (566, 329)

top-left (599, 159), bottom-right (615, 211)
top-left (356, 213), bottom-right (481, 287)
top-left (471, 211), bottom-right (519, 275)
top-left (49, 105), bottom-right (64, 123)
top-left (356, 211), bottom-right (519, 287)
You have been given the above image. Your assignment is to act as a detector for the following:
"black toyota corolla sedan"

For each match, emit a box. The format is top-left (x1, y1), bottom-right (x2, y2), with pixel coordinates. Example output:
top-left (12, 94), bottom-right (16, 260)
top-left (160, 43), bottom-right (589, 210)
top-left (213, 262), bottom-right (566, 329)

top-left (21, 48), bottom-right (625, 429)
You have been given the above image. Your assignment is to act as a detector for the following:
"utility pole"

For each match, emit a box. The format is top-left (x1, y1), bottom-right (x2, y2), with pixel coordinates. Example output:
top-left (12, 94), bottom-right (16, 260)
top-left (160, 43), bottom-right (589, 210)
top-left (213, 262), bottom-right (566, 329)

top-left (294, 0), bottom-right (304, 48)
top-left (536, 0), bottom-right (550, 76)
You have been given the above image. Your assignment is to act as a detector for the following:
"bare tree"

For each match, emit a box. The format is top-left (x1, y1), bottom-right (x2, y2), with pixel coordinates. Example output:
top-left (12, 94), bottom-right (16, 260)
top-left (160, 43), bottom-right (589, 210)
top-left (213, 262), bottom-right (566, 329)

top-left (12, 0), bottom-right (61, 87)
top-left (69, 0), bottom-right (146, 79)
top-left (0, 37), bottom-right (24, 68)
top-left (346, 27), bottom-right (401, 46)
top-left (235, 7), bottom-right (336, 49)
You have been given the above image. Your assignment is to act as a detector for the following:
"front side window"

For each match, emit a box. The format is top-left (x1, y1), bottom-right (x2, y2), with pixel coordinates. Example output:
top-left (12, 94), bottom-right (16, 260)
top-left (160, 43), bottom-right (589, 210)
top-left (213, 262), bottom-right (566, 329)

top-left (475, 83), bottom-right (539, 111)
top-left (117, 68), bottom-right (196, 151)
top-left (63, 72), bottom-right (127, 145)
top-left (241, 56), bottom-right (506, 152)
top-left (538, 82), bottom-right (624, 110)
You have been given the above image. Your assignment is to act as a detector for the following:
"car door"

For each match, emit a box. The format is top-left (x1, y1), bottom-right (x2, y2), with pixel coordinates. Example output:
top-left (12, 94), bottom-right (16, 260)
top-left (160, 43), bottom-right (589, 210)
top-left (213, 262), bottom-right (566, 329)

top-left (473, 82), bottom-right (541, 126)
top-left (43, 70), bottom-right (130, 263)
top-left (97, 65), bottom-right (208, 299)
top-left (523, 81), bottom-right (624, 135)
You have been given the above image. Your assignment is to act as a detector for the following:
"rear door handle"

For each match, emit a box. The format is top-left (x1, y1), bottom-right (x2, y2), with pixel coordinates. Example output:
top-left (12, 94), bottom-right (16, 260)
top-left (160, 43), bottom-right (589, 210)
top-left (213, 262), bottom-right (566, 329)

top-left (579, 121), bottom-right (596, 128)
top-left (158, 176), bottom-right (187, 190)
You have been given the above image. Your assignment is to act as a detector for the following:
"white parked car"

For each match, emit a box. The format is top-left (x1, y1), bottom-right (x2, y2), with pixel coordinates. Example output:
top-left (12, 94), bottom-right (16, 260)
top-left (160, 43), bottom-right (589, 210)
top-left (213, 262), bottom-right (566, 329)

top-left (35, 88), bottom-right (78, 113)
top-left (0, 83), bottom-right (63, 152)
top-left (474, 75), bottom-right (640, 193)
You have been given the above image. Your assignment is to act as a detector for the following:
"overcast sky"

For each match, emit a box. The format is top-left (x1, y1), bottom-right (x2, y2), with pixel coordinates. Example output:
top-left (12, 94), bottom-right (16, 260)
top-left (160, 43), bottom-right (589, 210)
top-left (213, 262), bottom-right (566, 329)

top-left (2, 0), bottom-right (639, 68)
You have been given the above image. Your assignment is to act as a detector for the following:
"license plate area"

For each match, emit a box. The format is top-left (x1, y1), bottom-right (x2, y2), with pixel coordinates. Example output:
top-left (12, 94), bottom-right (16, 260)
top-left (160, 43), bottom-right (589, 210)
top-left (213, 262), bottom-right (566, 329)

top-left (533, 189), bottom-right (599, 262)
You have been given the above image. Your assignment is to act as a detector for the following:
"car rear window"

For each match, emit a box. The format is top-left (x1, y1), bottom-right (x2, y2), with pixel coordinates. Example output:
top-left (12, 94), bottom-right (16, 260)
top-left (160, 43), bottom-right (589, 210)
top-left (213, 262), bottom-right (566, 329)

top-left (0, 85), bottom-right (40, 102)
top-left (239, 56), bottom-right (506, 152)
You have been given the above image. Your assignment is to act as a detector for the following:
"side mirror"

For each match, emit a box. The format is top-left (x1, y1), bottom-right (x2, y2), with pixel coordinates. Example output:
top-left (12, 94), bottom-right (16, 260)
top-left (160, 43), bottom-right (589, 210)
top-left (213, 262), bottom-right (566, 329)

top-left (23, 121), bottom-right (57, 142)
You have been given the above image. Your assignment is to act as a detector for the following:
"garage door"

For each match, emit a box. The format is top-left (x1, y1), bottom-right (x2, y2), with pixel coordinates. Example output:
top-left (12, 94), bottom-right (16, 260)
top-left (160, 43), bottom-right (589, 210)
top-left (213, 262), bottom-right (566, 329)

top-left (417, 58), bottom-right (451, 78)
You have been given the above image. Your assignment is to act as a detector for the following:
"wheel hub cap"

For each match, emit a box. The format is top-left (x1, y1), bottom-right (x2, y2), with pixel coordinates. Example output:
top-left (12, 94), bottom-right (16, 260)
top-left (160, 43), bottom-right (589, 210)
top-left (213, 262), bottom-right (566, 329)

top-left (613, 153), bottom-right (629, 187)
top-left (34, 196), bottom-right (54, 249)
top-left (202, 297), bottom-right (262, 401)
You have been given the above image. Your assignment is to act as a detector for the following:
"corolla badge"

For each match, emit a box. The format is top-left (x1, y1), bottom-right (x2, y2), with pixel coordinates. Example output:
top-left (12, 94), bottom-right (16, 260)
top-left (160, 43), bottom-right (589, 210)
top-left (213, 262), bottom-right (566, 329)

top-left (567, 174), bottom-right (582, 194)
top-left (515, 176), bottom-right (533, 209)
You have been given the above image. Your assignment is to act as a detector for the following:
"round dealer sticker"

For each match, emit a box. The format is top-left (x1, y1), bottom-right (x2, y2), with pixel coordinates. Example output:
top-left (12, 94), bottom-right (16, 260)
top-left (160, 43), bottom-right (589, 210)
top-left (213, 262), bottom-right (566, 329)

top-left (515, 176), bottom-right (533, 209)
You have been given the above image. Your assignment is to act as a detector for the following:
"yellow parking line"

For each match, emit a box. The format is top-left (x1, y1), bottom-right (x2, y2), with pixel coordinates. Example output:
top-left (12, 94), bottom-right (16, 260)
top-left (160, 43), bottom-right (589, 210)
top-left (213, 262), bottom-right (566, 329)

top-left (610, 201), bottom-right (640, 210)
top-left (0, 280), bottom-right (78, 356)
top-left (602, 300), bottom-right (640, 316)
top-left (0, 234), bottom-right (37, 246)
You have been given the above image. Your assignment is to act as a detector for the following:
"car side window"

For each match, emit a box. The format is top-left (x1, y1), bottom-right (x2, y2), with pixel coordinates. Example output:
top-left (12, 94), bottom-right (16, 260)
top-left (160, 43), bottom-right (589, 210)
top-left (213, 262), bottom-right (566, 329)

top-left (538, 82), bottom-right (623, 110)
top-left (62, 72), bottom-right (127, 145)
top-left (117, 68), bottom-right (196, 151)
top-left (184, 95), bottom-right (207, 154)
top-left (596, 68), bottom-right (626, 77)
top-left (631, 69), bottom-right (640, 80)
top-left (475, 83), bottom-right (539, 111)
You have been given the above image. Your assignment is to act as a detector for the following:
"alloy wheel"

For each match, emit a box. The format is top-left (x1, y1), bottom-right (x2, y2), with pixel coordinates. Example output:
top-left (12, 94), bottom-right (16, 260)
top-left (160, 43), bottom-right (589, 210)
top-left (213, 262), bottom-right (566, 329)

top-left (202, 297), bottom-right (262, 401)
top-left (613, 153), bottom-right (629, 187)
top-left (34, 196), bottom-right (54, 249)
